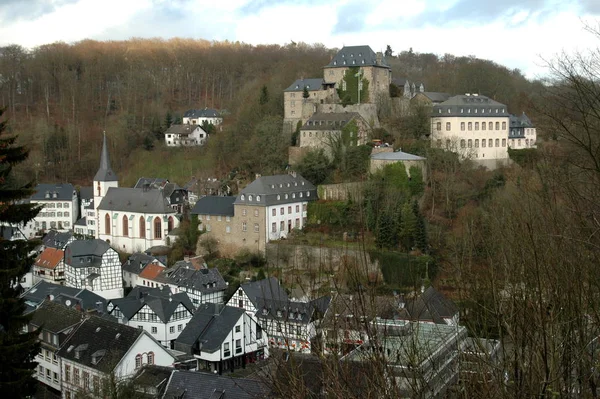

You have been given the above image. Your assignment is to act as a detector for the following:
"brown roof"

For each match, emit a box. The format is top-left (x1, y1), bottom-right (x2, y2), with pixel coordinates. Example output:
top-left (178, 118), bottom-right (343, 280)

top-left (35, 248), bottom-right (64, 270)
top-left (139, 263), bottom-right (166, 280)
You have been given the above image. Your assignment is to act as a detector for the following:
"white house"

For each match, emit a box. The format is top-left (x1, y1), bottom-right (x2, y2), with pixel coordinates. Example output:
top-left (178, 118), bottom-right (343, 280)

top-left (508, 112), bottom-right (537, 150)
top-left (122, 252), bottom-right (167, 288)
top-left (64, 239), bottom-right (123, 299)
top-left (32, 247), bottom-right (65, 284)
top-left (164, 124), bottom-right (208, 147)
top-left (430, 94), bottom-right (510, 162)
top-left (146, 261), bottom-right (227, 306)
top-left (93, 134), bottom-right (180, 253)
top-left (57, 316), bottom-right (176, 399)
top-left (29, 183), bottom-right (79, 233)
top-left (28, 301), bottom-right (84, 392)
top-left (107, 286), bottom-right (195, 349)
top-left (182, 108), bottom-right (223, 126)
top-left (227, 277), bottom-right (331, 353)
top-left (175, 303), bottom-right (268, 374)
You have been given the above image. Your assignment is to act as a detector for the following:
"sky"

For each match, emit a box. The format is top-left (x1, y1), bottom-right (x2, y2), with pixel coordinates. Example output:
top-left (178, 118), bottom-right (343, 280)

top-left (0, 0), bottom-right (599, 79)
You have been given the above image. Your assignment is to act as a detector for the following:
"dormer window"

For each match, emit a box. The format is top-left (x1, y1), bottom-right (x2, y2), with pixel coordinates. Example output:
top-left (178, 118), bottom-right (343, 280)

top-left (362, 60), bottom-right (365, 64)
top-left (276, 310), bottom-right (282, 317)
top-left (277, 195), bottom-right (281, 200)
top-left (241, 194), bottom-right (245, 200)
top-left (285, 194), bottom-right (288, 199)
top-left (248, 195), bottom-right (253, 201)
top-left (333, 61), bottom-right (337, 65)
top-left (262, 308), bottom-right (268, 315)
top-left (256, 195), bottom-right (261, 201)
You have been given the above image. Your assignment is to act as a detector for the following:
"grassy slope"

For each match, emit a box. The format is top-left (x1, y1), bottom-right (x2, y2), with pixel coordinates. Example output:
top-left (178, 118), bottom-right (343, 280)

top-left (119, 141), bottom-right (215, 187)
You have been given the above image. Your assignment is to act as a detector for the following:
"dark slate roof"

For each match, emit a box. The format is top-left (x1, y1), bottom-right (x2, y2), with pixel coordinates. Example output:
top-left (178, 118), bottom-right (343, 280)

top-left (183, 108), bottom-right (221, 118)
top-left (234, 174), bottom-right (317, 207)
top-left (94, 133), bottom-right (119, 182)
top-left (21, 280), bottom-right (107, 313)
top-left (156, 266), bottom-right (227, 294)
top-left (176, 304), bottom-right (244, 352)
top-left (241, 277), bottom-right (288, 307)
top-left (163, 370), bottom-right (271, 399)
top-left (190, 196), bottom-right (235, 217)
top-left (401, 286), bottom-right (459, 324)
top-left (65, 239), bottom-right (111, 268)
top-left (98, 187), bottom-right (176, 214)
top-left (79, 186), bottom-right (93, 201)
top-left (370, 150), bottom-right (426, 161)
top-left (284, 78), bottom-right (325, 92)
top-left (510, 112), bottom-right (534, 128)
top-left (134, 177), bottom-right (169, 189)
top-left (416, 92), bottom-right (451, 103)
top-left (433, 94), bottom-right (508, 117)
top-left (30, 301), bottom-right (83, 333)
top-left (300, 112), bottom-right (363, 131)
top-left (255, 296), bottom-right (331, 325)
top-left (75, 217), bottom-right (87, 227)
top-left (164, 124), bottom-right (205, 136)
top-left (42, 230), bottom-right (74, 249)
top-left (122, 252), bottom-right (164, 276)
top-left (132, 365), bottom-right (173, 396)
top-left (31, 183), bottom-right (76, 201)
top-left (57, 316), bottom-right (146, 373)
top-left (109, 286), bottom-right (194, 324)
top-left (325, 45), bottom-right (389, 69)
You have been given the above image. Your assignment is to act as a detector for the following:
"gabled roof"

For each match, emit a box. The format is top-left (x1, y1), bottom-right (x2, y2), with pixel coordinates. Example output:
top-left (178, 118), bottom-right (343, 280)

top-left (234, 174), bottom-right (317, 207)
top-left (65, 239), bottom-right (112, 268)
top-left (401, 286), bottom-right (458, 324)
top-left (433, 94), bottom-right (508, 117)
top-left (74, 217), bottom-right (87, 227)
top-left (134, 177), bottom-right (169, 189)
top-left (139, 263), bottom-right (166, 280)
top-left (42, 230), bottom-right (74, 249)
top-left (57, 316), bottom-right (147, 373)
top-left (31, 183), bottom-right (76, 201)
top-left (325, 45), bottom-right (389, 69)
top-left (300, 112), bottom-right (363, 131)
top-left (79, 186), bottom-right (93, 200)
top-left (322, 294), bottom-right (398, 329)
top-left (94, 133), bottom-right (119, 182)
top-left (256, 296), bottom-right (331, 325)
top-left (241, 277), bottom-right (288, 307)
top-left (415, 92), bottom-right (451, 103)
top-left (190, 196), bottom-right (235, 217)
top-left (163, 370), bottom-right (271, 399)
top-left (98, 187), bottom-right (177, 214)
top-left (284, 78), bottom-right (325, 92)
top-left (30, 301), bottom-right (83, 333)
top-left (109, 286), bottom-right (194, 324)
top-left (509, 112), bottom-right (534, 128)
top-left (155, 266), bottom-right (227, 294)
top-left (183, 108), bottom-right (222, 119)
top-left (370, 150), bottom-right (425, 161)
top-left (21, 280), bottom-right (107, 314)
top-left (176, 304), bottom-right (244, 352)
top-left (164, 124), bottom-right (205, 136)
top-left (122, 252), bottom-right (164, 276)
top-left (34, 248), bottom-right (64, 270)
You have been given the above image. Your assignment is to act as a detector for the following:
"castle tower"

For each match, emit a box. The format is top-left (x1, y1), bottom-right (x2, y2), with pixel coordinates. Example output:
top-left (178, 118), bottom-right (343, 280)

top-left (93, 133), bottom-right (119, 237)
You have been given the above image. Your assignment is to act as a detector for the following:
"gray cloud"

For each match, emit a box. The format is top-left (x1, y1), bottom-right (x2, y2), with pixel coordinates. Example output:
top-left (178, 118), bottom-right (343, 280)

top-left (332, 0), bottom-right (371, 34)
top-left (0, 0), bottom-right (80, 21)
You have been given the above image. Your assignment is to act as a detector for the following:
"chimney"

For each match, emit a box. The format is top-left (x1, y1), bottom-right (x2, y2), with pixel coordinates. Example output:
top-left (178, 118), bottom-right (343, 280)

top-left (376, 52), bottom-right (383, 65)
top-left (255, 173), bottom-right (261, 180)
top-left (184, 255), bottom-right (190, 262)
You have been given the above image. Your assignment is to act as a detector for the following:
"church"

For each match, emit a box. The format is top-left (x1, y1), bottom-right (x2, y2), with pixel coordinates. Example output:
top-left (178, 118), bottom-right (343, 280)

top-left (94, 134), bottom-right (180, 253)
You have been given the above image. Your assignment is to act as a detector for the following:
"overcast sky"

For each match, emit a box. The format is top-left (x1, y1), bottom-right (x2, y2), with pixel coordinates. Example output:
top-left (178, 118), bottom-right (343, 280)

top-left (0, 0), bottom-right (598, 79)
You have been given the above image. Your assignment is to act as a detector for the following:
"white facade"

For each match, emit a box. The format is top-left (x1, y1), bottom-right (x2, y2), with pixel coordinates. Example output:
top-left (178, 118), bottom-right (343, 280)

top-left (508, 126), bottom-right (537, 149)
top-left (64, 244), bottom-right (123, 300)
top-left (259, 315), bottom-right (317, 354)
top-left (61, 332), bottom-right (174, 399)
top-left (431, 115), bottom-right (510, 160)
top-left (265, 201), bottom-right (308, 242)
top-left (96, 210), bottom-right (179, 253)
top-left (109, 302), bottom-right (193, 349)
top-left (227, 288), bottom-right (257, 314)
top-left (36, 346), bottom-right (62, 391)
top-left (32, 194), bottom-right (79, 233)
top-left (182, 115), bottom-right (222, 126)
top-left (165, 125), bottom-right (208, 147)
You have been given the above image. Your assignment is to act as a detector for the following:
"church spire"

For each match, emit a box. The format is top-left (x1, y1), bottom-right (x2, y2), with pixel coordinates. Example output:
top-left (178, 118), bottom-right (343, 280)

top-left (94, 132), bottom-right (118, 182)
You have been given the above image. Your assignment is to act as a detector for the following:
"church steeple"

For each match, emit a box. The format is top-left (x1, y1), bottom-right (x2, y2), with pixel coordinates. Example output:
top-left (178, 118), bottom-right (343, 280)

top-left (94, 132), bottom-right (118, 182)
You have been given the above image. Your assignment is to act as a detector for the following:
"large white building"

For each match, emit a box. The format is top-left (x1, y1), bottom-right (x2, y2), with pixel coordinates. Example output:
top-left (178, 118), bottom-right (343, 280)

top-left (107, 286), bottom-right (195, 349)
top-left (64, 239), bottom-right (124, 299)
top-left (28, 183), bottom-right (79, 234)
top-left (93, 134), bottom-right (180, 253)
top-left (430, 94), bottom-right (510, 162)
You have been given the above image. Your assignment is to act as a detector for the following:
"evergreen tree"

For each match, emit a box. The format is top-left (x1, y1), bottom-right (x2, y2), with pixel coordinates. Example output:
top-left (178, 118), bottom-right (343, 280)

top-left (385, 45), bottom-right (394, 58)
top-left (0, 108), bottom-right (43, 397)
top-left (302, 85), bottom-right (309, 99)
top-left (375, 212), bottom-right (397, 249)
top-left (164, 111), bottom-right (173, 130)
top-left (399, 201), bottom-right (417, 251)
top-left (412, 200), bottom-right (428, 252)
top-left (259, 85), bottom-right (269, 105)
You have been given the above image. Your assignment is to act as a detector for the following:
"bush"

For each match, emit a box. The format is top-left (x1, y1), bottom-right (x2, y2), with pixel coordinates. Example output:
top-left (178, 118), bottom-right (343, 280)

top-left (235, 248), bottom-right (266, 268)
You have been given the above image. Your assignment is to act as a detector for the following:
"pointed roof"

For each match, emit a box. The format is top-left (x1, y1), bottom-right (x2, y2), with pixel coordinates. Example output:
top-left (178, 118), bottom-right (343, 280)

top-left (94, 133), bottom-right (118, 182)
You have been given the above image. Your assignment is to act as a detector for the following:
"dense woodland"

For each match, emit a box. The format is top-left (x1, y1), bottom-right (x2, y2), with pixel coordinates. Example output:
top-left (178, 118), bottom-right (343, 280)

top-left (4, 34), bottom-right (600, 397)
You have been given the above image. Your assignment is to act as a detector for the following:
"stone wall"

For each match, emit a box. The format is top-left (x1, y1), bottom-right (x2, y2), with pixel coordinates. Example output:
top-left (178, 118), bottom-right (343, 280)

top-left (288, 146), bottom-right (311, 166)
top-left (316, 103), bottom-right (380, 128)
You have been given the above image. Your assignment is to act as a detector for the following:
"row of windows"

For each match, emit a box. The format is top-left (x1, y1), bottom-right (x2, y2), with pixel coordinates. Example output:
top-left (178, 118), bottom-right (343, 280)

top-left (135, 352), bottom-right (155, 369)
top-left (38, 211), bottom-right (71, 218)
top-left (436, 121), bottom-right (507, 131)
top-left (43, 203), bottom-right (71, 208)
top-left (64, 365), bottom-right (99, 392)
top-left (35, 221), bottom-right (70, 229)
top-left (240, 191), bottom-right (310, 202)
top-left (459, 138), bottom-right (505, 148)
top-left (272, 219), bottom-right (301, 232)
top-left (37, 365), bottom-right (59, 384)
top-left (272, 205), bottom-right (305, 216)
top-left (437, 107), bottom-right (505, 114)
top-left (201, 214), bottom-right (231, 222)
top-left (104, 214), bottom-right (174, 239)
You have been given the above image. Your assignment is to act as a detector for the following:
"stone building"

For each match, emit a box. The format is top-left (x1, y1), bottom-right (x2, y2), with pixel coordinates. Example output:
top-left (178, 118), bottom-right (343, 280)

top-left (298, 112), bottom-right (370, 156)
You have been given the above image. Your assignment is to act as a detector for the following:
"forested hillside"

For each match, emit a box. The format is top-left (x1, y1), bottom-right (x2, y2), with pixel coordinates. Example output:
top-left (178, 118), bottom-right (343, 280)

top-left (0, 40), bottom-right (542, 185)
